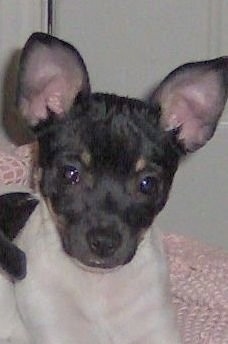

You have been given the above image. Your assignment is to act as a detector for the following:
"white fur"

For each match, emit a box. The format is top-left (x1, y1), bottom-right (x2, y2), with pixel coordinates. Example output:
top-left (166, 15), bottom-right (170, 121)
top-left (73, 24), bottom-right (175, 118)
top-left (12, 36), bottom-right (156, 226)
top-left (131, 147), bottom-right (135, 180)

top-left (0, 186), bottom-right (181, 343)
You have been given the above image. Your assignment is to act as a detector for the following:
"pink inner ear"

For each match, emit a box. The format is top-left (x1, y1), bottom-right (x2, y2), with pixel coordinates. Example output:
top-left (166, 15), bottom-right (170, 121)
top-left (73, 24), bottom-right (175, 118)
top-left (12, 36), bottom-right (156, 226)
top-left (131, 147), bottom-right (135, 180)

top-left (161, 95), bottom-right (213, 151)
top-left (159, 71), bottom-right (224, 151)
top-left (21, 73), bottom-right (83, 124)
top-left (45, 75), bottom-right (82, 116)
top-left (20, 94), bottom-right (48, 126)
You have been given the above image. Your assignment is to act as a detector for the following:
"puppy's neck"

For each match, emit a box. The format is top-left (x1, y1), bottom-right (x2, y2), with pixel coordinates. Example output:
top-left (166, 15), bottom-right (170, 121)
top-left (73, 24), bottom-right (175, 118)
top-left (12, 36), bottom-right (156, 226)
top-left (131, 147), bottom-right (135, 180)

top-left (15, 195), bottom-right (178, 344)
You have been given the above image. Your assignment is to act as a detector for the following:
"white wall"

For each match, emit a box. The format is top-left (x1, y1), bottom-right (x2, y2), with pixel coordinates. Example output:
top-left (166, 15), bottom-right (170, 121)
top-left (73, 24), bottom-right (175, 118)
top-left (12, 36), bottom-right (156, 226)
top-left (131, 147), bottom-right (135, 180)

top-left (0, 0), bottom-right (46, 142)
top-left (54, 0), bottom-right (228, 249)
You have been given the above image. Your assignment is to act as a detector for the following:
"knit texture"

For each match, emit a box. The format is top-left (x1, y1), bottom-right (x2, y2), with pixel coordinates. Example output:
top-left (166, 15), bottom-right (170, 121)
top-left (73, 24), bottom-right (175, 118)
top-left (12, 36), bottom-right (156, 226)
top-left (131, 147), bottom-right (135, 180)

top-left (0, 143), bottom-right (37, 185)
top-left (164, 233), bottom-right (228, 344)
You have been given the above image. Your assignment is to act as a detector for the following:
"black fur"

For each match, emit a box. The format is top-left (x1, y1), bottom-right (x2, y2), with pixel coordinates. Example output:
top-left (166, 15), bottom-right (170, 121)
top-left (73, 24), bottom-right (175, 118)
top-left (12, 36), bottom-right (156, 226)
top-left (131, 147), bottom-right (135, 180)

top-left (0, 193), bottom-right (38, 279)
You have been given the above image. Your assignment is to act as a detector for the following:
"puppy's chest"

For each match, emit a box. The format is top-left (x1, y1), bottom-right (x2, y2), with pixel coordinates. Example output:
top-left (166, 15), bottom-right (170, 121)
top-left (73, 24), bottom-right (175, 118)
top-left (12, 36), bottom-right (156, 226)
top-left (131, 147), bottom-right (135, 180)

top-left (77, 256), bottom-right (165, 343)
top-left (21, 249), bottom-right (165, 344)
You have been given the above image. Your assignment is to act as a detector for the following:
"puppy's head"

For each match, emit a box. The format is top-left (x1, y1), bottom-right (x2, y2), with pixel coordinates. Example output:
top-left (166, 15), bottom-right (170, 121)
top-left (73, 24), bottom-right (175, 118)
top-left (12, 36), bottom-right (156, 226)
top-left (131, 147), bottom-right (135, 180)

top-left (17, 33), bottom-right (228, 269)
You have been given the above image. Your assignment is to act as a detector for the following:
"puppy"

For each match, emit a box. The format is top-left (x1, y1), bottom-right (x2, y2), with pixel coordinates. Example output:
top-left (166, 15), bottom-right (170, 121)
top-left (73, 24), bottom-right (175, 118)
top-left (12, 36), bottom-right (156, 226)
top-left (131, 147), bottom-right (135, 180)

top-left (0, 32), bottom-right (228, 343)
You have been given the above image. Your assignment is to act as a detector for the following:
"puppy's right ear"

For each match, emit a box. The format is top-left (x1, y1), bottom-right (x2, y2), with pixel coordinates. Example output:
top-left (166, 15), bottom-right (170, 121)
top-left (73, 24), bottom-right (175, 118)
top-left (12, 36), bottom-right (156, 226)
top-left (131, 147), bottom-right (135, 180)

top-left (17, 32), bottom-right (90, 127)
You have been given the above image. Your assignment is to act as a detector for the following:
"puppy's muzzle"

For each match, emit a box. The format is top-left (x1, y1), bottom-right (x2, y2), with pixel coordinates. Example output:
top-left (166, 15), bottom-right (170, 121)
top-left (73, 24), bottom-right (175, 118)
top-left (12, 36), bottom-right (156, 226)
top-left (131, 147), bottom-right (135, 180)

top-left (86, 227), bottom-right (122, 258)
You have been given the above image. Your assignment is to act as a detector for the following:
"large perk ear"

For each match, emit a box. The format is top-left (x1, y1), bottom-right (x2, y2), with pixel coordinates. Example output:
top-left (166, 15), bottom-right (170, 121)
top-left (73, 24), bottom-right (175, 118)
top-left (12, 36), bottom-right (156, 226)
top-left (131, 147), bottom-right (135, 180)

top-left (151, 57), bottom-right (228, 152)
top-left (17, 32), bottom-right (90, 126)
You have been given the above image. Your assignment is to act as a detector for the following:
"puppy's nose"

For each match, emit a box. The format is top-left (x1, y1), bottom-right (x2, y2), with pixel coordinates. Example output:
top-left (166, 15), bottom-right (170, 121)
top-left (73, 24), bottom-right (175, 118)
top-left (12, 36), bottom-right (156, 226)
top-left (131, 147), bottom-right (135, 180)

top-left (86, 228), bottom-right (122, 258)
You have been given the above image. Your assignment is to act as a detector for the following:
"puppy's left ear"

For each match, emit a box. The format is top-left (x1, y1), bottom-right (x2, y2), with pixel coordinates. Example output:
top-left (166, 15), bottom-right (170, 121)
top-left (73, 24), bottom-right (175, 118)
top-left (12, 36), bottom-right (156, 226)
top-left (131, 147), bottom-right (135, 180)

top-left (151, 57), bottom-right (228, 152)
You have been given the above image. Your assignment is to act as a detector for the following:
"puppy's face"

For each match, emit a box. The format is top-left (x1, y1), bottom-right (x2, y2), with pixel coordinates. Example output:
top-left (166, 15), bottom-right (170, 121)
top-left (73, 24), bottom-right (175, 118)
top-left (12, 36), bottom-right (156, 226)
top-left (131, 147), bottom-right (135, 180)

top-left (17, 33), bottom-right (228, 270)
top-left (39, 94), bottom-right (180, 269)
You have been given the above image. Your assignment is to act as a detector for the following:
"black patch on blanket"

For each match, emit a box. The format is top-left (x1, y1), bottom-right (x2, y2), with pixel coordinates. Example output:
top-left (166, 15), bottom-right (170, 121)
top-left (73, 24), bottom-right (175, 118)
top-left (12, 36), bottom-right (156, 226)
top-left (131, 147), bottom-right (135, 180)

top-left (0, 192), bottom-right (39, 279)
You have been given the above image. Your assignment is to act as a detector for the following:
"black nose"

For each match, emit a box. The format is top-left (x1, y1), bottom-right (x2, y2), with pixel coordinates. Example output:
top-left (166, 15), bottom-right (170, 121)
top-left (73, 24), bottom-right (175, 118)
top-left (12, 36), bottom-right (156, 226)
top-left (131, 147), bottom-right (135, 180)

top-left (86, 228), bottom-right (122, 258)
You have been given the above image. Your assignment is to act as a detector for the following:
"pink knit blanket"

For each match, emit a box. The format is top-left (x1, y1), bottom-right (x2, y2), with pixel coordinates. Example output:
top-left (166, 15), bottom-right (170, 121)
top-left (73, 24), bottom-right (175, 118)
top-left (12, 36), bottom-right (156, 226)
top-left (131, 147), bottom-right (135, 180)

top-left (0, 145), bottom-right (228, 343)
top-left (164, 233), bottom-right (228, 344)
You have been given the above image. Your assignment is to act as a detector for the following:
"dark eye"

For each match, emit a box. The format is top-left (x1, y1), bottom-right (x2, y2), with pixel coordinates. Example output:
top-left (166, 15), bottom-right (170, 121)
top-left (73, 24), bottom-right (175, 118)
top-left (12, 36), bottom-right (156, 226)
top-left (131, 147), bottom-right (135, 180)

top-left (62, 165), bottom-right (80, 184)
top-left (139, 176), bottom-right (157, 195)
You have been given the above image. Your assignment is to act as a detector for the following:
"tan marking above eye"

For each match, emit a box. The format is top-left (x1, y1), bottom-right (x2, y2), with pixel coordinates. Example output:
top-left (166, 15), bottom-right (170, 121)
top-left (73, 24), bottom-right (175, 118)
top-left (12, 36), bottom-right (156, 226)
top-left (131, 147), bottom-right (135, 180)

top-left (135, 158), bottom-right (146, 172)
top-left (81, 150), bottom-right (91, 167)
